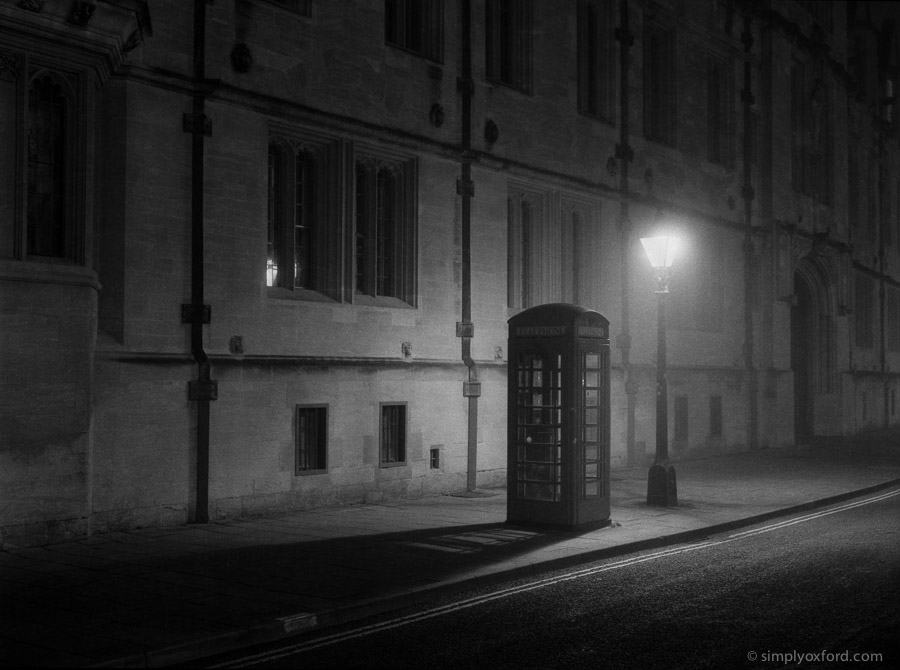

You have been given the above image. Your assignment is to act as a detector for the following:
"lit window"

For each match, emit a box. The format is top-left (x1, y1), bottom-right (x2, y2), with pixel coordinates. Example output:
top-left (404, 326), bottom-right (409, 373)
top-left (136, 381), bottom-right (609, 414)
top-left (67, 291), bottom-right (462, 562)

top-left (267, 135), bottom-right (341, 299)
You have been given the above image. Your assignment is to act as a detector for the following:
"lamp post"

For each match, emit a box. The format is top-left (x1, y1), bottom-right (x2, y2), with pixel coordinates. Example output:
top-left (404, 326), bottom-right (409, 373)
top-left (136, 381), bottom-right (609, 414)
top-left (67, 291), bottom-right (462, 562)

top-left (640, 234), bottom-right (679, 507)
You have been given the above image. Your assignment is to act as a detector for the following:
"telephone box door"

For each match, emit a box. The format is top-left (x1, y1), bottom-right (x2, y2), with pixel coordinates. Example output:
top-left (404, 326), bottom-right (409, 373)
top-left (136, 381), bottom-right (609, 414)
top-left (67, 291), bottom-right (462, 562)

top-left (507, 303), bottom-right (611, 528)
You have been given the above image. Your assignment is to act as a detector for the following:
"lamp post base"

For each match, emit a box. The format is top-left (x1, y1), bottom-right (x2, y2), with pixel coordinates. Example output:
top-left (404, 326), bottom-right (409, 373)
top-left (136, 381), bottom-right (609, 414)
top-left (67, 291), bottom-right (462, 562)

top-left (647, 462), bottom-right (678, 506)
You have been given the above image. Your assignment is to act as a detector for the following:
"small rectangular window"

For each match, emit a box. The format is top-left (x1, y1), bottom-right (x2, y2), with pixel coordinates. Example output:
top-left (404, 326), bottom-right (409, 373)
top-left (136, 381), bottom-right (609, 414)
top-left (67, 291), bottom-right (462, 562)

top-left (430, 446), bottom-right (440, 469)
top-left (674, 395), bottom-right (688, 442)
top-left (296, 405), bottom-right (327, 474)
top-left (380, 403), bottom-right (407, 466)
top-left (710, 395), bottom-right (723, 437)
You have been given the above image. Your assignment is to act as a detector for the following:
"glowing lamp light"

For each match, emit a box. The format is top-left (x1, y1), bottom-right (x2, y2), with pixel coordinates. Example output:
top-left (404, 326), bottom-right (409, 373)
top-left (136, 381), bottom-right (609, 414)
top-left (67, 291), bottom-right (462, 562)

top-left (640, 235), bottom-right (680, 271)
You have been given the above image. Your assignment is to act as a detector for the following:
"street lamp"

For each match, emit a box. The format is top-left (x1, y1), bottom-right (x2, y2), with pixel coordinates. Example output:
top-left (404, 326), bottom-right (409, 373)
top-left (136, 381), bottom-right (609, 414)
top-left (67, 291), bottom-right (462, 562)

top-left (640, 234), bottom-right (679, 507)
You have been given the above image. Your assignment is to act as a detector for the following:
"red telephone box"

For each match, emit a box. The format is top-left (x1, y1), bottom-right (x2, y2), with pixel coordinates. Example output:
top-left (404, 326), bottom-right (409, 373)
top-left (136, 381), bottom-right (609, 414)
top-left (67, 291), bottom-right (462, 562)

top-left (507, 304), bottom-right (611, 528)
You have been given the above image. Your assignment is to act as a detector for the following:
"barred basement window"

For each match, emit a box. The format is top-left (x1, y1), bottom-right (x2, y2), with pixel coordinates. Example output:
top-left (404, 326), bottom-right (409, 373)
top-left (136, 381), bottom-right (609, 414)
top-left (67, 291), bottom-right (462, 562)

top-left (707, 52), bottom-right (735, 168)
top-left (855, 272), bottom-right (875, 349)
top-left (380, 403), bottom-right (407, 466)
top-left (267, 135), bottom-right (341, 299)
top-left (643, 20), bottom-right (676, 147)
top-left (354, 153), bottom-right (417, 306)
top-left (710, 395), bottom-right (723, 437)
top-left (385, 0), bottom-right (443, 62)
top-left (577, 0), bottom-right (616, 123)
top-left (485, 0), bottom-right (533, 93)
top-left (296, 405), bottom-right (327, 474)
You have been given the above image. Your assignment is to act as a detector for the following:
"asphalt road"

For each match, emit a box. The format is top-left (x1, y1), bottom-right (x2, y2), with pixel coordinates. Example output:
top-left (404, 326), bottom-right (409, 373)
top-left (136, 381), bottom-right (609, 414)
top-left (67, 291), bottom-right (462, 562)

top-left (202, 488), bottom-right (900, 670)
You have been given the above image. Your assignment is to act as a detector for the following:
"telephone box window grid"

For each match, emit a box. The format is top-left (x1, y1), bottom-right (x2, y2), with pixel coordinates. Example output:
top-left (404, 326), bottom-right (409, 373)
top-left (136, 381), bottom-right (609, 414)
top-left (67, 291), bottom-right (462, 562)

top-left (515, 352), bottom-right (563, 502)
top-left (582, 351), bottom-right (609, 499)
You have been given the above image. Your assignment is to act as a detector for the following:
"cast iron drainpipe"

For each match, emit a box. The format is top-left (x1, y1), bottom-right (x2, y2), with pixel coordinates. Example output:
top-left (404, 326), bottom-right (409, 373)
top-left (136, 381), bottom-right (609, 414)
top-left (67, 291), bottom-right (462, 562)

top-left (616, 0), bottom-right (636, 466)
top-left (459, 0), bottom-right (478, 492)
top-left (188, 0), bottom-right (214, 524)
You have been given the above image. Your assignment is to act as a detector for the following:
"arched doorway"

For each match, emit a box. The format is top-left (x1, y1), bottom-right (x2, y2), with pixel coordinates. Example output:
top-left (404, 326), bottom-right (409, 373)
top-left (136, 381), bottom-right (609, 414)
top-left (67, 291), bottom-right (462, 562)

top-left (791, 258), bottom-right (837, 442)
top-left (791, 277), bottom-right (815, 441)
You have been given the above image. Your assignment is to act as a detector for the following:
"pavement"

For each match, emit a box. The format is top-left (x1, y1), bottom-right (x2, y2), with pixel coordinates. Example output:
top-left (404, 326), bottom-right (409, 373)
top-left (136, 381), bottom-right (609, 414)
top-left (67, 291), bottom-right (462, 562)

top-left (3, 432), bottom-right (900, 669)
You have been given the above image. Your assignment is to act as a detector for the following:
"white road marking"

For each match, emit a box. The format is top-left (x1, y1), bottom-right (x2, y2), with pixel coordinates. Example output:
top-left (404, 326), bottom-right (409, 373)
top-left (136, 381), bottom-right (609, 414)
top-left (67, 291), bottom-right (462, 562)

top-left (210, 487), bottom-right (900, 668)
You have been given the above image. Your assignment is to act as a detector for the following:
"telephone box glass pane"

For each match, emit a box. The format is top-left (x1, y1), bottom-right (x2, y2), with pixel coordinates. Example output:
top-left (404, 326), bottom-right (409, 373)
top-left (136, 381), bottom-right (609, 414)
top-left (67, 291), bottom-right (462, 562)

top-left (582, 349), bottom-right (608, 499)
top-left (514, 352), bottom-right (562, 502)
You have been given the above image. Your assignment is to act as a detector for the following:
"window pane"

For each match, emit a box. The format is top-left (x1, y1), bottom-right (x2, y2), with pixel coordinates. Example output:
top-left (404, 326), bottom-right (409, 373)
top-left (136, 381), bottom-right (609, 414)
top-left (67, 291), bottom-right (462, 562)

top-left (376, 167), bottom-right (395, 296)
top-left (294, 151), bottom-right (314, 289)
top-left (27, 76), bottom-right (68, 258)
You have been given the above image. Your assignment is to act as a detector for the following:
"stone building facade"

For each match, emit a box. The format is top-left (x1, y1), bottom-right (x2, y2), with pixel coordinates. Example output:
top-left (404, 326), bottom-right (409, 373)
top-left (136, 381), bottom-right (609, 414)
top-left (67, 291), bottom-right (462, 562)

top-left (2, 0), bottom-right (899, 548)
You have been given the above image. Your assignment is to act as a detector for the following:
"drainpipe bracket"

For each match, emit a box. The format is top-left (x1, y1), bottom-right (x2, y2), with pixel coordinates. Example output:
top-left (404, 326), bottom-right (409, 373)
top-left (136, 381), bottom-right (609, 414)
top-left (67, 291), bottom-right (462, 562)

top-left (456, 321), bottom-right (475, 338)
top-left (456, 178), bottom-right (475, 197)
top-left (188, 379), bottom-right (218, 401)
top-left (463, 381), bottom-right (482, 398)
top-left (182, 304), bottom-right (211, 324)
top-left (183, 112), bottom-right (212, 136)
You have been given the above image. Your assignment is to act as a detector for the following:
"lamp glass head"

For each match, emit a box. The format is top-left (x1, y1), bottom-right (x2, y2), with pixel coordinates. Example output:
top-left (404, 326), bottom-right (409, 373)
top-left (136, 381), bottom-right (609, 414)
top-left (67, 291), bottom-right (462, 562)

top-left (640, 235), bottom-right (679, 270)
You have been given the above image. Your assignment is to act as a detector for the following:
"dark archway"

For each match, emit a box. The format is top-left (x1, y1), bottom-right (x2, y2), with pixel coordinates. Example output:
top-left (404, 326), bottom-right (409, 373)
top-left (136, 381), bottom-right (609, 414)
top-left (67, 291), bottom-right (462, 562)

top-left (791, 256), bottom-right (838, 442)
